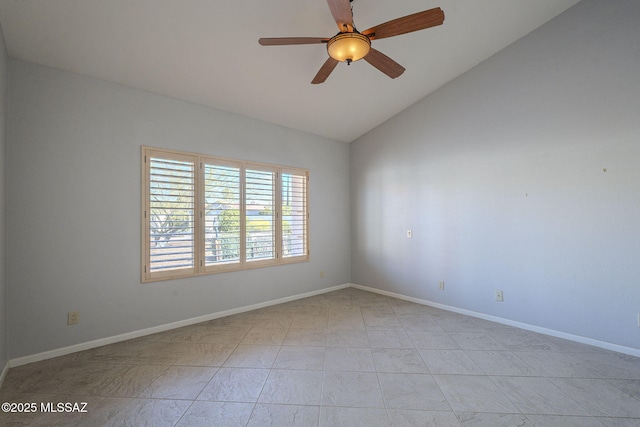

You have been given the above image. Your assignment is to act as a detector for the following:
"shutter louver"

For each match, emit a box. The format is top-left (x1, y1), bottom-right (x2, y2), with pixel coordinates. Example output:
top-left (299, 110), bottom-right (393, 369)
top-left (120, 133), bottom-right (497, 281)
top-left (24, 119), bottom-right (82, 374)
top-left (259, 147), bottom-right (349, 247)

top-left (204, 163), bottom-right (241, 268)
top-left (282, 171), bottom-right (308, 259)
top-left (246, 168), bottom-right (276, 262)
top-left (148, 157), bottom-right (195, 272)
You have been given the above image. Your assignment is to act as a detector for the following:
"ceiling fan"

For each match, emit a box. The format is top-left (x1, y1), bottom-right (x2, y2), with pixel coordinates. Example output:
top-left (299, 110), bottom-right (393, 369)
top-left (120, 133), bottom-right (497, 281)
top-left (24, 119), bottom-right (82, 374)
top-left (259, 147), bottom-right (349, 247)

top-left (258, 0), bottom-right (445, 84)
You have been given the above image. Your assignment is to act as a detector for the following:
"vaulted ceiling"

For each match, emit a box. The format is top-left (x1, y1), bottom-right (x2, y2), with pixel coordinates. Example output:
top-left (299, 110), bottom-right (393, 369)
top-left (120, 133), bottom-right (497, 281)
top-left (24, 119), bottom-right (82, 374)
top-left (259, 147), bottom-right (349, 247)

top-left (0, 0), bottom-right (581, 142)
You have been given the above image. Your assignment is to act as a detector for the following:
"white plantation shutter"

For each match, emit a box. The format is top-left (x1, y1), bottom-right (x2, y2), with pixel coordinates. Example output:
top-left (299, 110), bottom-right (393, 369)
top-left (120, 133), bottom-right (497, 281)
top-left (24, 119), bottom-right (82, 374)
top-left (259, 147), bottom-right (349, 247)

top-left (204, 161), bottom-right (241, 270)
top-left (146, 152), bottom-right (196, 278)
top-left (142, 147), bottom-right (309, 282)
top-left (245, 167), bottom-right (276, 264)
top-left (282, 170), bottom-right (308, 260)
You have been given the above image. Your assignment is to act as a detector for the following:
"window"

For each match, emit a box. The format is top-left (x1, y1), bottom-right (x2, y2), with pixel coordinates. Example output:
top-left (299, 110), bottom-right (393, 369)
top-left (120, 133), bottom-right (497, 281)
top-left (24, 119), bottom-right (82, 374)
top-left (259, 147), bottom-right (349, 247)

top-left (146, 153), bottom-right (196, 276)
top-left (204, 161), bottom-right (241, 270)
top-left (142, 147), bottom-right (309, 282)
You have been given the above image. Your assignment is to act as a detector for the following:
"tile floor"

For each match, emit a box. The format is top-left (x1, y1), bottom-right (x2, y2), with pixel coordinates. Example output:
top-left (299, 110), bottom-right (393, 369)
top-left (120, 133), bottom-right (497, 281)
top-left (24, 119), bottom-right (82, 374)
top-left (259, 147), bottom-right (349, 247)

top-left (1, 287), bottom-right (639, 426)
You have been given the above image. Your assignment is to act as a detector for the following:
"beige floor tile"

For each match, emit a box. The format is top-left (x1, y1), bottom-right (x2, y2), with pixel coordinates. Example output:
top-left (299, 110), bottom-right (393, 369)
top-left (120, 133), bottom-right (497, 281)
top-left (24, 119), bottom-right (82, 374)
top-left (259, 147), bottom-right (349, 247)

top-left (388, 409), bottom-right (462, 427)
top-left (290, 314), bottom-right (329, 329)
top-left (173, 343), bottom-right (236, 367)
top-left (525, 414), bottom-right (608, 427)
top-left (491, 376), bottom-right (586, 415)
top-left (247, 404), bottom-right (320, 427)
top-left (372, 348), bottom-right (429, 373)
top-left (550, 377), bottom-right (640, 417)
top-left (514, 350), bottom-right (599, 378)
top-left (197, 326), bottom-right (250, 344)
top-left (448, 332), bottom-right (507, 351)
top-left (319, 407), bottom-right (389, 427)
top-left (273, 346), bottom-right (325, 370)
top-left (324, 347), bottom-right (376, 372)
top-left (258, 369), bottom-right (323, 405)
top-left (326, 328), bottom-right (369, 347)
top-left (321, 371), bottom-right (384, 408)
top-left (283, 328), bottom-right (327, 346)
top-left (396, 315), bottom-right (443, 332)
top-left (595, 417), bottom-right (640, 426)
top-left (240, 327), bottom-right (288, 346)
top-left (84, 364), bottom-right (170, 397)
top-left (175, 401), bottom-right (254, 427)
top-left (222, 345), bottom-right (280, 368)
top-left (418, 349), bottom-right (483, 375)
top-left (101, 398), bottom-right (191, 427)
top-left (435, 375), bottom-right (520, 413)
top-left (457, 412), bottom-right (533, 427)
top-left (366, 328), bottom-right (414, 349)
top-left (138, 366), bottom-right (217, 399)
top-left (465, 350), bottom-right (537, 376)
top-left (197, 367), bottom-right (269, 402)
top-left (406, 330), bottom-right (461, 350)
top-left (378, 373), bottom-right (450, 411)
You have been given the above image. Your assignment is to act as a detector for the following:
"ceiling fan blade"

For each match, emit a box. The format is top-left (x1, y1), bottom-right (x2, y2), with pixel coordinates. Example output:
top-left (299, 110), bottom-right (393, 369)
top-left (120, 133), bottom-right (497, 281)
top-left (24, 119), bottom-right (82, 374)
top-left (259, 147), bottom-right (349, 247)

top-left (362, 7), bottom-right (444, 40)
top-left (311, 57), bottom-right (339, 84)
top-left (363, 48), bottom-right (405, 79)
top-left (259, 37), bottom-right (329, 46)
top-left (326, 0), bottom-right (354, 32)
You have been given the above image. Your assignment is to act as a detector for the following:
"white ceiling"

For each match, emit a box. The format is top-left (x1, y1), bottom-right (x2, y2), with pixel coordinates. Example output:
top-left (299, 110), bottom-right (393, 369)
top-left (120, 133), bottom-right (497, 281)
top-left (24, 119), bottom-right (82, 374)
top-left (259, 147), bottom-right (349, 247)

top-left (0, 0), bottom-right (581, 142)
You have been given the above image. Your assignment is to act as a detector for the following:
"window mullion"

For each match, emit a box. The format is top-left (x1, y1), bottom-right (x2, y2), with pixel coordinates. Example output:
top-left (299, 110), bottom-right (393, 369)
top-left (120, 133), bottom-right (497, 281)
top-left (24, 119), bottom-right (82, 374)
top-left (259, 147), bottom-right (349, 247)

top-left (240, 163), bottom-right (247, 268)
top-left (195, 158), bottom-right (204, 273)
top-left (275, 170), bottom-right (283, 263)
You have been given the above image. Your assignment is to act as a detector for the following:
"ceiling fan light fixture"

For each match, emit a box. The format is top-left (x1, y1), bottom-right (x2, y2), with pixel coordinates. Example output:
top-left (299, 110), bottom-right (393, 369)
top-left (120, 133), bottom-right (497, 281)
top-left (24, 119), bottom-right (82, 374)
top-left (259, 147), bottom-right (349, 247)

top-left (327, 32), bottom-right (371, 63)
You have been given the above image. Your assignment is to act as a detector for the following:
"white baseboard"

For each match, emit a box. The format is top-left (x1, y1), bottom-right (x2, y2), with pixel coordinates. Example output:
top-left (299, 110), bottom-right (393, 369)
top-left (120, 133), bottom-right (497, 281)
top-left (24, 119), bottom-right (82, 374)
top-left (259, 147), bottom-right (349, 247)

top-left (351, 283), bottom-right (640, 358)
top-left (9, 283), bottom-right (351, 368)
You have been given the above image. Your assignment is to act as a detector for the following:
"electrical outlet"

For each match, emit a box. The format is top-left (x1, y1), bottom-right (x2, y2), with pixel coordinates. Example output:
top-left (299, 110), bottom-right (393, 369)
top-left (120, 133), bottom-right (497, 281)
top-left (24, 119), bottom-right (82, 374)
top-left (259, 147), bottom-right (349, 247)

top-left (319, 271), bottom-right (325, 279)
top-left (495, 291), bottom-right (504, 302)
top-left (439, 281), bottom-right (445, 290)
top-left (67, 311), bottom-right (79, 325)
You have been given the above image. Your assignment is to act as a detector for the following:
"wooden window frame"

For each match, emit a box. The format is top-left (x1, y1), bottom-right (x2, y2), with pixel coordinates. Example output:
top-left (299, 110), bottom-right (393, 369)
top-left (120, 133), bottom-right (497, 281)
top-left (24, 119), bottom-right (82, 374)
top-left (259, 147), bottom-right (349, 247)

top-left (141, 146), bottom-right (309, 282)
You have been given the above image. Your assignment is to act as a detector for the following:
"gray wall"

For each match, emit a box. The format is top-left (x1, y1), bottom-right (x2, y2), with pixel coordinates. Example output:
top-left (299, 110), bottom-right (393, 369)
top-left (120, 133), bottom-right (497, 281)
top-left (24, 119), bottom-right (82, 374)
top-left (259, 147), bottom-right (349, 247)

top-left (0, 22), bottom-right (7, 368)
top-left (6, 59), bottom-right (351, 359)
top-left (351, 0), bottom-right (640, 350)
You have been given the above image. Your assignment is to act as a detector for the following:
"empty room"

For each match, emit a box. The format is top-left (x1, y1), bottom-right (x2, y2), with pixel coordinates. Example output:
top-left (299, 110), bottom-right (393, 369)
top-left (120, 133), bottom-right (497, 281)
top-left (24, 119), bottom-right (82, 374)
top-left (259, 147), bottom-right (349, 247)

top-left (0, 0), bottom-right (639, 426)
